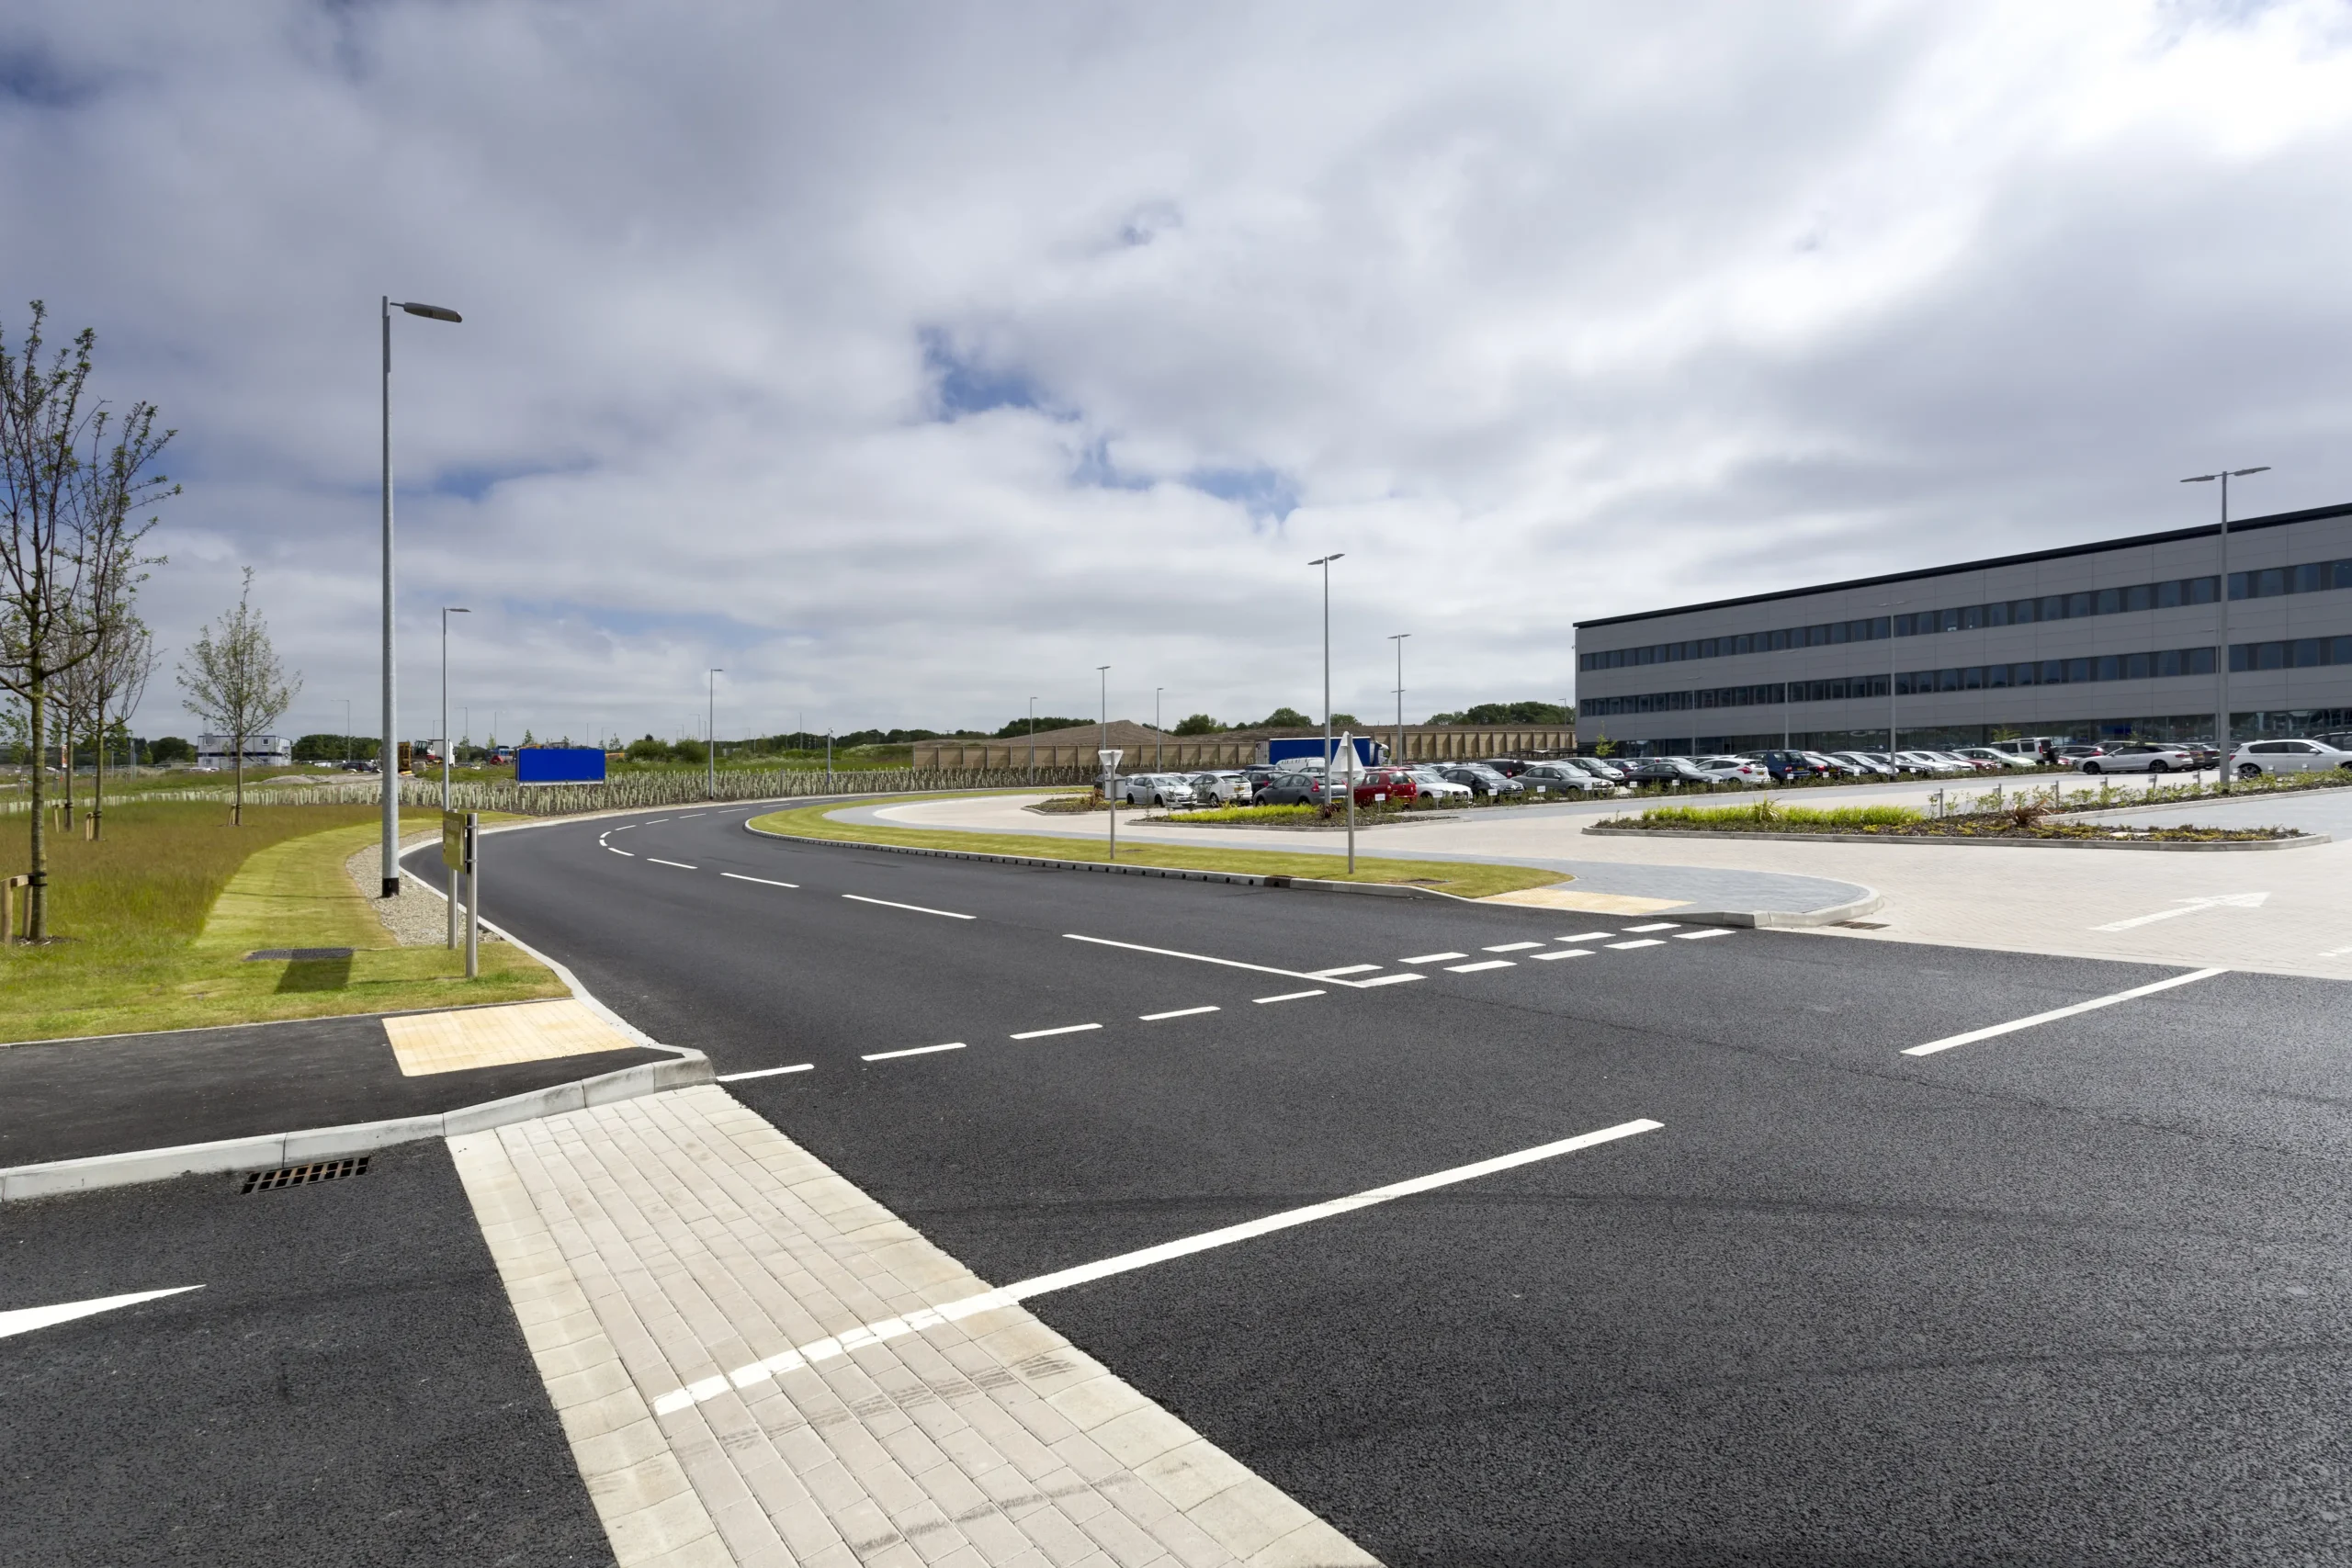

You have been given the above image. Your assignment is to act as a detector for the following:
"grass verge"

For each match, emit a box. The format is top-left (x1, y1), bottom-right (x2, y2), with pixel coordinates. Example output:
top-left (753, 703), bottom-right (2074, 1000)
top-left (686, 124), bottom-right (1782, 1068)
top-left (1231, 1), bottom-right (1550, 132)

top-left (3, 802), bottom-right (562, 1043)
top-left (746, 794), bottom-right (1566, 898)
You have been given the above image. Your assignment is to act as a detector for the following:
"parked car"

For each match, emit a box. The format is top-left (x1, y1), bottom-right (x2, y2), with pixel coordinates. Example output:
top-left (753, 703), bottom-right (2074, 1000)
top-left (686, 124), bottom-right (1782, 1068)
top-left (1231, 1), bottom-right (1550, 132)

top-left (1798, 750), bottom-right (1868, 778)
top-left (1951, 746), bottom-right (2037, 770)
top-left (1562, 756), bottom-right (1629, 783)
top-left (1515, 761), bottom-right (1613, 795)
top-left (1482, 758), bottom-right (1534, 778)
top-left (1403, 768), bottom-right (1473, 805)
top-left (1693, 755), bottom-right (1770, 786)
top-left (2230, 738), bottom-right (2352, 779)
top-left (1257, 764), bottom-right (1334, 806)
top-left (1891, 750), bottom-right (1970, 775)
top-left (1621, 757), bottom-right (1713, 788)
top-left (1187, 771), bottom-right (1250, 805)
top-left (1116, 773), bottom-right (1197, 807)
top-left (1351, 768), bottom-right (1420, 807)
top-left (1745, 749), bottom-right (1828, 782)
top-left (2076, 742), bottom-right (2194, 775)
top-left (1437, 762), bottom-right (1525, 797)
top-left (1826, 750), bottom-right (1897, 777)
top-left (2054, 744), bottom-right (2109, 763)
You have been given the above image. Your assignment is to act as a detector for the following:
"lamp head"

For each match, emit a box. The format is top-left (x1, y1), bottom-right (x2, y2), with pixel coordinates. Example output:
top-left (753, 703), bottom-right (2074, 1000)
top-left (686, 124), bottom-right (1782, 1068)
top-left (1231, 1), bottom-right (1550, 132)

top-left (397, 302), bottom-right (462, 322)
top-left (2180, 473), bottom-right (2218, 484)
top-left (2231, 466), bottom-right (2270, 477)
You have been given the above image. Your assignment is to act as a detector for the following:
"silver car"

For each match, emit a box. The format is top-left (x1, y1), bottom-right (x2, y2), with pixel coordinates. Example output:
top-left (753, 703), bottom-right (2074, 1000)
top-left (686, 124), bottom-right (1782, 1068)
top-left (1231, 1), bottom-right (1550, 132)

top-left (1186, 771), bottom-right (1250, 805)
top-left (1116, 773), bottom-right (1199, 807)
top-left (2077, 743), bottom-right (2194, 775)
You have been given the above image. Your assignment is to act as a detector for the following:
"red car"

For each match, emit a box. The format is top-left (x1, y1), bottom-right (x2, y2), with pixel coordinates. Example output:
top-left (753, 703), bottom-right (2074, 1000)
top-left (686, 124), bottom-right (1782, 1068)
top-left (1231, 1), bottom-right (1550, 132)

top-left (1353, 768), bottom-right (1419, 807)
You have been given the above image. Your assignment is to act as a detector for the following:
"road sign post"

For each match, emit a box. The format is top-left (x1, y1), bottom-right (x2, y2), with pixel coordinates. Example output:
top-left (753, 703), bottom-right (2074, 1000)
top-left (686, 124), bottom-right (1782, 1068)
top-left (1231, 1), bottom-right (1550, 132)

top-left (1340, 731), bottom-right (1356, 874)
top-left (445, 810), bottom-right (480, 977)
top-left (1099, 749), bottom-right (1123, 861)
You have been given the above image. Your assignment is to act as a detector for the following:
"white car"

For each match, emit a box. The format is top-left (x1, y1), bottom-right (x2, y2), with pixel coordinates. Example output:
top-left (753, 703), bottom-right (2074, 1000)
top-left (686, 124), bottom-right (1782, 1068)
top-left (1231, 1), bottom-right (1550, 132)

top-left (1694, 755), bottom-right (1770, 786)
top-left (2078, 743), bottom-right (2195, 775)
top-left (1116, 773), bottom-right (1198, 807)
top-left (1827, 750), bottom-right (1897, 778)
top-left (1186, 771), bottom-right (1250, 805)
top-left (1403, 768), bottom-right (1473, 804)
top-left (1952, 746), bottom-right (2038, 770)
top-left (2230, 739), bottom-right (2352, 780)
top-left (1893, 750), bottom-right (1970, 775)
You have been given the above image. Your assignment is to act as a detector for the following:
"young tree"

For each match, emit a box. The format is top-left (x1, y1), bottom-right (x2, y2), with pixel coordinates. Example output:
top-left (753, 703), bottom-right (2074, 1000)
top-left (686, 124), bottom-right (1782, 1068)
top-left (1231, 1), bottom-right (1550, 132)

top-left (0, 303), bottom-right (175, 938)
top-left (176, 569), bottom-right (300, 826)
top-left (56, 615), bottom-right (157, 839)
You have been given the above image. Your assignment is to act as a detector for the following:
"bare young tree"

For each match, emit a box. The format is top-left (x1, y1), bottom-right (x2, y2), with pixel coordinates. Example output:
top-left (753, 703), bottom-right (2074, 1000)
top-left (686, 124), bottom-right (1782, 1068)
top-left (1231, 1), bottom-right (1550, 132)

top-left (55, 614), bottom-right (158, 840)
top-left (177, 569), bottom-right (300, 825)
top-left (0, 302), bottom-right (175, 938)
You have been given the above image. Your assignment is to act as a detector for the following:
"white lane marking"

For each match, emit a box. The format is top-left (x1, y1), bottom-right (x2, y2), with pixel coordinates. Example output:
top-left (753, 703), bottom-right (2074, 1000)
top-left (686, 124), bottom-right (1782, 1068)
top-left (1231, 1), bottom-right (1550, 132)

top-left (720, 872), bottom-right (799, 888)
top-left (1401, 952), bottom-right (1467, 964)
top-left (1902, 967), bottom-right (2227, 1057)
top-left (676, 813), bottom-right (706, 818)
top-left (845, 894), bottom-right (976, 920)
top-left (1445, 959), bottom-right (1516, 974)
top-left (1063, 933), bottom-right (1348, 987)
top-left (648, 858), bottom-right (698, 870)
top-left (1482, 942), bottom-right (1544, 953)
top-left (650, 1117), bottom-right (1665, 1416)
top-left (1532, 948), bottom-right (1592, 961)
top-left (0, 1286), bottom-right (203, 1341)
top-left (1606, 939), bottom-right (1664, 950)
top-left (607, 847), bottom-right (636, 857)
top-left (1140, 1006), bottom-right (1220, 1021)
top-left (1253, 990), bottom-right (1326, 1004)
top-left (1353, 973), bottom-right (1424, 987)
top-left (717, 1064), bottom-right (815, 1082)
top-left (646, 818), bottom-right (670, 824)
top-left (1011, 1023), bottom-right (1102, 1040)
top-left (611, 824), bottom-right (634, 831)
top-left (863, 1043), bottom-right (967, 1062)
top-left (2092, 893), bottom-right (2270, 931)
top-left (1624, 922), bottom-right (1681, 932)
top-left (1310, 964), bottom-right (1383, 977)
top-left (1557, 931), bottom-right (1614, 942)
top-left (1675, 929), bottom-right (1732, 941)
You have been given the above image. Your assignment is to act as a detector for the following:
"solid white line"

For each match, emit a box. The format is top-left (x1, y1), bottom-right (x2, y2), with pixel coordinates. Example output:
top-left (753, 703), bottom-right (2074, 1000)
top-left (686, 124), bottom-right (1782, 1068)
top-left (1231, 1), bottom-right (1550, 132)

top-left (1606, 940), bottom-right (1664, 951)
top-left (1062, 933), bottom-right (1346, 986)
top-left (648, 1117), bottom-right (1664, 1416)
top-left (720, 872), bottom-right (799, 888)
top-left (1310, 964), bottom-right (1382, 977)
top-left (845, 894), bottom-right (976, 920)
top-left (1557, 931), bottom-right (1613, 942)
top-left (1253, 990), bottom-right (1326, 1004)
top-left (1483, 942), bottom-right (1544, 953)
top-left (1445, 959), bottom-right (1515, 973)
top-left (1532, 948), bottom-right (1591, 960)
top-left (646, 818), bottom-right (669, 824)
top-left (1352, 973), bottom-right (1424, 987)
top-left (607, 847), bottom-right (636, 857)
top-left (677, 813), bottom-right (706, 818)
top-left (863, 1043), bottom-right (967, 1061)
top-left (716, 1064), bottom-right (815, 1081)
top-left (1624, 922), bottom-right (1681, 932)
top-left (1011, 1023), bottom-right (1102, 1040)
top-left (1674, 929), bottom-right (1731, 941)
top-left (0, 1286), bottom-right (203, 1341)
top-left (1901, 967), bottom-right (2228, 1057)
top-left (1140, 1006), bottom-right (1220, 1021)
top-left (648, 858), bottom-right (698, 870)
top-left (1401, 952), bottom-right (1467, 964)
top-left (611, 824), bottom-right (634, 831)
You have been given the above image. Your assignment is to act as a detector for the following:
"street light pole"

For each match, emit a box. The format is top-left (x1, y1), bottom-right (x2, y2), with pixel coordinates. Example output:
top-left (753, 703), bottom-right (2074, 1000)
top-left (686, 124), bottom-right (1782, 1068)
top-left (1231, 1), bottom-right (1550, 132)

top-left (380, 297), bottom-right (461, 897)
top-left (707, 669), bottom-right (722, 801)
top-left (2182, 467), bottom-right (2268, 789)
top-left (1027, 696), bottom-right (1036, 784)
top-left (1155, 687), bottom-right (1163, 772)
top-left (1309, 554), bottom-right (1344, 788)
top-left (1097, 665), bottom-right (1110, 785)
top-left (442, 605), bottom-right (470, 947)
top-left (1876, 598), bottom-right (1908, 765)
top-left (1388, 633), bottom-right (1408, 764)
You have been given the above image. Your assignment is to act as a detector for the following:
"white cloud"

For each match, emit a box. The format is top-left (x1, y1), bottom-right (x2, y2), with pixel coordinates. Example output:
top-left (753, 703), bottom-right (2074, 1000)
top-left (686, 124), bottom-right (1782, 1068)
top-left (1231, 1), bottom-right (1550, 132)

top-left (5, 0), bottom-right (2349, 740)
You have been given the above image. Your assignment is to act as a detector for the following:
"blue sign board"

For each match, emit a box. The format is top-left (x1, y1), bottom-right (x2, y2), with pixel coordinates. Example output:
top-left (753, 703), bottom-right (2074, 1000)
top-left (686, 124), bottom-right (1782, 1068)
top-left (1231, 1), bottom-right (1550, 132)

top-left (1267, 737), bottom-right (1381, 768)
top-left (515, 747), bottom-right (607, 784)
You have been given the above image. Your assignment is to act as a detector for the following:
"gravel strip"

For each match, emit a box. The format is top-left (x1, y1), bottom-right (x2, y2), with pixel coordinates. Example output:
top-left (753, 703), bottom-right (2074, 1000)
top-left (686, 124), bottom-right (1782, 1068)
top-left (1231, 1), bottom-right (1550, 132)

top-left (344, 832), bottom-right (503, 947)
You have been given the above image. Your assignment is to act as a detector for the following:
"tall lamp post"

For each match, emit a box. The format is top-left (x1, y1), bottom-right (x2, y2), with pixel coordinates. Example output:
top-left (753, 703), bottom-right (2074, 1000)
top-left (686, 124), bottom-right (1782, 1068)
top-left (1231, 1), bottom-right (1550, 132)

top-left (1310, 554), bottom-right (1345, 779)
top-left (2182, 467), bottom-right (2268, 788)
top-left (1875, 598), bottom-right (1909, 765)
top-left (441, 605), bottom-right (470, 945)
top-left (707, 669), bottom-right (723, 801)
top-left (1096, 665), bottom-right (1111, 789)
top-left (1154, 687), bottom-right (1164, 771)
top-left (1027, 696), bottom-right (1037, 784)
top-left (379, 296), bottom-right (462, 897)
top-left (1388, 633), bottom-right (1409, 764)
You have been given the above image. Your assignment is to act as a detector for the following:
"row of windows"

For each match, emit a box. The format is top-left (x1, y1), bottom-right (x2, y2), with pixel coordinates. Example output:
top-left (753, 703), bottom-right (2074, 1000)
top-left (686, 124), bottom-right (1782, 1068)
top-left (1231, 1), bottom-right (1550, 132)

top-left (1581, 643), bottom-right (2278, 717)
top-left (1579, 554), bottom-right (2352, 673)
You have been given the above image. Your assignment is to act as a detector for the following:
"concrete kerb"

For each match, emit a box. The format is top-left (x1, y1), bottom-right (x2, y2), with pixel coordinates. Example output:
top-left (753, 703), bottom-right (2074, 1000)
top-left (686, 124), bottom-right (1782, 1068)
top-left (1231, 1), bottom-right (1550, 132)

top-left (1584, 823), bottom-right (2331, 852)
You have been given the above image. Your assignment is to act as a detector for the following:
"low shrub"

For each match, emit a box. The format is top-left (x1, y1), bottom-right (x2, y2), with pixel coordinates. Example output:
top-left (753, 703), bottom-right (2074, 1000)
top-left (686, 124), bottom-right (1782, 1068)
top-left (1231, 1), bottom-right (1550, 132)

top-left (1638, 801), bottom-right (1922, 829)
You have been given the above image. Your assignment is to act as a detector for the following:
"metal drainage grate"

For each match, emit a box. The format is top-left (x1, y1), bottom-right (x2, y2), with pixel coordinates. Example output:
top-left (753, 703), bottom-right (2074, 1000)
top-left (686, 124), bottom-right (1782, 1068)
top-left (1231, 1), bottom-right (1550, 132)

top-left (241, 1156), bottom-right (370, 1194)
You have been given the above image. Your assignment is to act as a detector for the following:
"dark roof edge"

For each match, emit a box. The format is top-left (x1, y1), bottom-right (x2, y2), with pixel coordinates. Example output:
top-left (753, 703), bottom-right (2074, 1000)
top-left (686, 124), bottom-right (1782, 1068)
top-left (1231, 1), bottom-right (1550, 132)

top-left (1573, 500), bottom-right (2352, 632)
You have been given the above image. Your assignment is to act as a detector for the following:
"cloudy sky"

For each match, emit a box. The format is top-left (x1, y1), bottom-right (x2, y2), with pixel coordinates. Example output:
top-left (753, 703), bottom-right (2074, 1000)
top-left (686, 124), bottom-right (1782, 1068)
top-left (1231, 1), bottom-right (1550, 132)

top-left (7, 0), bottom-right (2352, 744)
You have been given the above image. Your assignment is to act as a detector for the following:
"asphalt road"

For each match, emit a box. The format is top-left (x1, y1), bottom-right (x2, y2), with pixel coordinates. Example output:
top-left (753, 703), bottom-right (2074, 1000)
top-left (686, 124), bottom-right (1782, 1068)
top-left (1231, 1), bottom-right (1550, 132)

top-left (0, 1139), bottom-right (611, 1567)
top-left (400, 807), bottom-right (2352, 1562)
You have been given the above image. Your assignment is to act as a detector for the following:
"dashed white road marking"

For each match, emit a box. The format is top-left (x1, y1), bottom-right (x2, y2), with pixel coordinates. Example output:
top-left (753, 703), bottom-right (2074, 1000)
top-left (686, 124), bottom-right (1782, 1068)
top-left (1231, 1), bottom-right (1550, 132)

top-left (1901, 967), bottom-right (2228, 1057)
top-left (1063, 932), bottom-right (1349, 987)
top-left (1011, 1023), bottom-right (1102, 1040)
top-left (1482, 942), bottom-right (1544, 953)
top-left (1445, 959), bottom-right (1516, 973)
top-left (1310, 964), bottom-right (1383, 977)
top-left (1606, 939), bottom-right (1665, 951)
top-left (676, 813), bottom-right (706, 818)
top-left (610, 824), bottom-right (634, 831)
top-left (863, 1042), bottom-right (967, 1062)
top-left (650, 1117), bottom-right (1666, 1416)
top-left (2092, 893), bottom-right (2269, 932)
top-left (607, 847), bottom-right (636, 857)
top-left (719, 872), bottom-right (799, 888)
top-left (1401, 952), bottom-right (1468, 964)
top-left (646, 818), bottom-right (670, 825)
top-left (1353, 974), bottom-right (1424, 987)
top-left (0, 1286), bottom-right (203, 1341)
top-left (1623, 922), bottom-right (1681, 932)
top-left (1675, 929), bottom-right (1732, 941)
top-left (648, 858), bottom-right (697, 870)
top-left (1140, 1006), bottom-right (1220, 1021)
top-left (844, 894), bottom-right (976, 919)
top-left (716, 1063), bottom-right (815, 1082)
top-left (1253, 990), bottom-right (1327, 1004)
top-left (1532, 948), bottom-right (1591, 961)
top-left (1557, 931), bottom-right (1614, 942)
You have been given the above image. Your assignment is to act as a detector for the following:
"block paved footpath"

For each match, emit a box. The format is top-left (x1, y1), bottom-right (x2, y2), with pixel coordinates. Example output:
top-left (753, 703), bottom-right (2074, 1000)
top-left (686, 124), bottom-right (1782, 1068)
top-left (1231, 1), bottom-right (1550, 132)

top-left (452, 1085), bottom-right (1376, 1568)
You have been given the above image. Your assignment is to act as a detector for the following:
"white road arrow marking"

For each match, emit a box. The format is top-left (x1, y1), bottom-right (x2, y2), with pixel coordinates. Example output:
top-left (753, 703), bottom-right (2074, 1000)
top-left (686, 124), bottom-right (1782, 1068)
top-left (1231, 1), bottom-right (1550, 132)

top-left (2094, 893), bottom-right (2269, 931)
top-left (0, 1286), bottom-right (203, 1341)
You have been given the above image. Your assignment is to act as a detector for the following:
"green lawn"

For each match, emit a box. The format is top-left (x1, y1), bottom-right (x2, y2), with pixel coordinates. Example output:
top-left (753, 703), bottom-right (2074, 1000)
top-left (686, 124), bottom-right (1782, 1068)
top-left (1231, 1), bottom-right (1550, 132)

top-left (746, 794), bottom-right (1566, 899)
top-left (3, 802), bottom-right (562, 1043)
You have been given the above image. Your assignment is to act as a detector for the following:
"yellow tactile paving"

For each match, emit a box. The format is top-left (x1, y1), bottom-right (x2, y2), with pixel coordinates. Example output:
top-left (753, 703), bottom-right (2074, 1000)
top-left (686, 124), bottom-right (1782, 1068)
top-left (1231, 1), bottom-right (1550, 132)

top-left (1478, 886), bottom-right (1689, 914)
top-left (384, 999), bottom-right (640, 1077)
